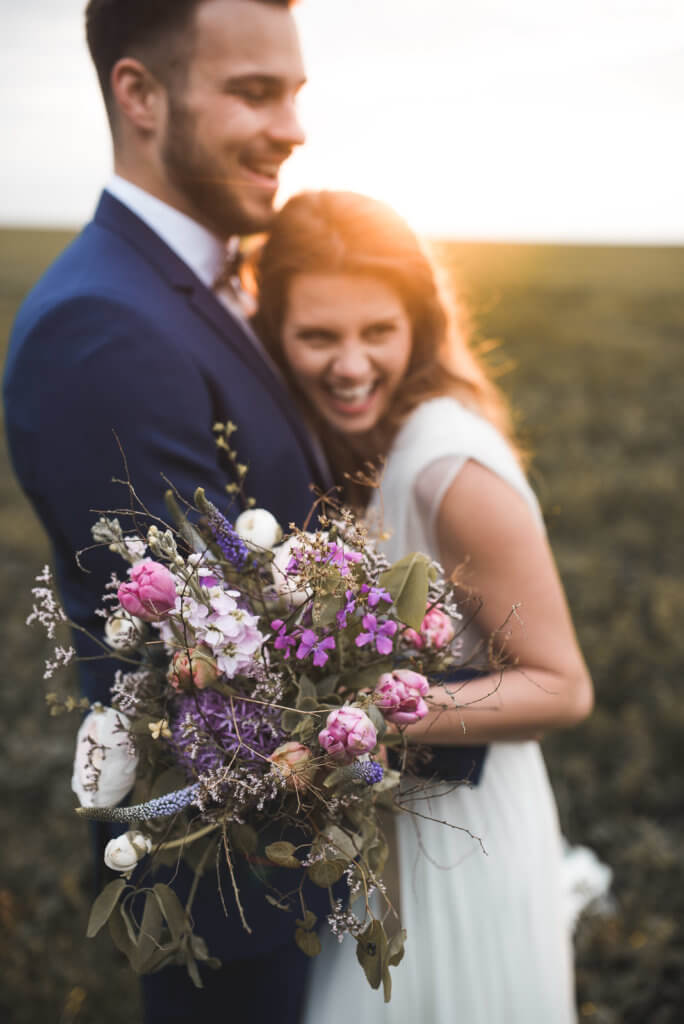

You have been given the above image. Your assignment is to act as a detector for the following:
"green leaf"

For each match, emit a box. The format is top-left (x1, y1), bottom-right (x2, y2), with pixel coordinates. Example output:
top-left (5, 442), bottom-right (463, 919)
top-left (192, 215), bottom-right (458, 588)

top-left (86, 878), bottom-right (127, 938)
top-left (316, 673), bottom-right (340, 698)
top-left (134, 891), bottom-right (164, 971)
top-left (355, 919), bottom-right (387, 990)
top-left (295, 927), bottom-right (322, 957)
top-left (184, 951), bottom-right (204, 989)
top-left (312, 592), bottom-right (345, 629)
top-left (230, 823), bottom-right (258, 856)
top-left (379, 553), bottom-right (431, 631)
top-left (340, 658), bottom-right (393, 692)
top-left (265, 893), bottom-right (292, 912)
top-left (297, 675), bottom-right (318, 700)
top-left (387, 928), bottom-right (407, 968)
top-left (108, 905), bottom-right (137, 967)
top-left (366, 703), bottom-right (387, 737)
top-left (281, 708), bottom-right (301, 732)
top-left (264, 841), bottom-right (301, 868)
top-left (307, 858), bottom-right (346, 888)
top-left (295, 910), bottom-right (317, 931)
top-left (320, 825), bottom-right (360, 861)
top-left (153, 883), bottom-right (188, 942)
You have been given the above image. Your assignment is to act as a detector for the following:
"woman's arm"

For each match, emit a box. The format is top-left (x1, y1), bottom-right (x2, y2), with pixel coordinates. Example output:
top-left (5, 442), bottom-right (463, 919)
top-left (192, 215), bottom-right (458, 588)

top-left (404, 459), bottom-right (594, 745)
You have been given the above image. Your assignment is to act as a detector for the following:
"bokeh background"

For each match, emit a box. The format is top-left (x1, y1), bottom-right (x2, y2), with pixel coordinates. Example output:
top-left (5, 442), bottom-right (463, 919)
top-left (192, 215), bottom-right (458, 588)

top-left (2, 1), bottom-right (683, 1022)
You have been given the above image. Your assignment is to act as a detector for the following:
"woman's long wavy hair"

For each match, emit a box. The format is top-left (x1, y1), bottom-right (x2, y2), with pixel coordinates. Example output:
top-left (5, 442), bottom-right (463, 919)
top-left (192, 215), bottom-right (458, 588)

top-left (252, 190), bottom-right (520, 507)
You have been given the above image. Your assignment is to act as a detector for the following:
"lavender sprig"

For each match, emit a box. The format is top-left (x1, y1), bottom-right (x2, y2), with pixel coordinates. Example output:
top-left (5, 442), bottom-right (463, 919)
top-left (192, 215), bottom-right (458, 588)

top-left (75, 783), bottom-right (200, 822)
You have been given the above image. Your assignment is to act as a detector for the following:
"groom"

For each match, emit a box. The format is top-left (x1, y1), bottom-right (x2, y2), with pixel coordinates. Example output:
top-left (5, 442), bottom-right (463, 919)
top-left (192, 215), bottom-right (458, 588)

top-left (4, 1), bottom-right (331, 1021)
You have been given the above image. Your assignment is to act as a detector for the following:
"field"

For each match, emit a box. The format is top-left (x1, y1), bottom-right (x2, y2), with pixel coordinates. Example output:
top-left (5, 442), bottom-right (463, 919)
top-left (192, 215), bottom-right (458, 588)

top-left (1, 228), bottom-right (683, 1023)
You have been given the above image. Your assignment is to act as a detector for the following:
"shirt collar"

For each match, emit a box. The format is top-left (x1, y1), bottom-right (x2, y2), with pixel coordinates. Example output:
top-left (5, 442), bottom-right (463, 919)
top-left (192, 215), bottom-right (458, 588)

top-left (105, 174), bottom-right (229, 290)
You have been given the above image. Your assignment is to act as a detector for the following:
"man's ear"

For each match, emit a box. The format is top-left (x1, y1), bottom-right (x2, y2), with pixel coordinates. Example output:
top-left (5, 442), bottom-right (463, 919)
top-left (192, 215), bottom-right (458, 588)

top-left (110, 57), bottom-right (166, 135)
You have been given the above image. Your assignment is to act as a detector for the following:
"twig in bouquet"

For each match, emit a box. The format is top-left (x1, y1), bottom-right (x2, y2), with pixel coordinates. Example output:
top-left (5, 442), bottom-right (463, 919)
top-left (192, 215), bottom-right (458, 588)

top-left (221, 826), bottom-right (253, 934)
top-left (157, 822), bottom-right (220, 853)
top-left (395, 797), bottom-right (487, 856)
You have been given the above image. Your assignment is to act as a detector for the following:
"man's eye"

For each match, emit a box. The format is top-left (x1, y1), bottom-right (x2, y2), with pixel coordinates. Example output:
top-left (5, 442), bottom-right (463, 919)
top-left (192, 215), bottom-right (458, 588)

top-left (228, 81), bottom-right (275, 104)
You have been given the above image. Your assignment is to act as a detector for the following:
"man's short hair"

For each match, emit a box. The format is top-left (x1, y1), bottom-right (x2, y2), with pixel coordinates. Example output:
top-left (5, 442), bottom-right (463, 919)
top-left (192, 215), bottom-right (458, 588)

top-left (85, 0), bottom-right (294, 118)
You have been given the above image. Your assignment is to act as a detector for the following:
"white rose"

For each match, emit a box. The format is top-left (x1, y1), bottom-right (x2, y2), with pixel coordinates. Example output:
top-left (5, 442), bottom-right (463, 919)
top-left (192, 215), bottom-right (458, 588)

top-left (271, 535), bottom-right (315, 608)
top-left (104, 610), bottom-right (143, 651)
top-left (104, 831), bottom-right (152, 873)
top-left (71, 706), bottom-right (139, 808)
top-left (234, 508), bottom-right (283, 549)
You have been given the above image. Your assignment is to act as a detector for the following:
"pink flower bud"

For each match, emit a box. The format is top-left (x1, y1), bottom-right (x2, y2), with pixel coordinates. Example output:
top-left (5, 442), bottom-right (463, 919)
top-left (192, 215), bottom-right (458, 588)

top-left (375, 669), bottom-right (430, 725)
top-left (269, 741), bottom-right (314, 789)
top-left (318, 706), bottom-right (377, 764)
top-left (118, 559), bottom-right (177, 622)
top-left (403, 607), bottom-right (455, 650)
top-left (168, 648), bottom-right (219, 691)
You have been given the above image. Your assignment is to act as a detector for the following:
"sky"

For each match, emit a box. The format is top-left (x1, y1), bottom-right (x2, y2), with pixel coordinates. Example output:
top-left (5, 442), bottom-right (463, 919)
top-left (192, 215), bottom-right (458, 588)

top-left (1, 0), bottom-right (683, 242)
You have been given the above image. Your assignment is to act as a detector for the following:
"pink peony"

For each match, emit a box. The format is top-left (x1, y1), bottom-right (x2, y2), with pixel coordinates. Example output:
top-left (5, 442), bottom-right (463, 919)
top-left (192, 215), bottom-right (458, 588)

top-left (318, 706), bottom-right (377, 764)
top-left (118, 559), bottom-right (177, 622)
top-left (375, 669), bottom-right (430, 725)
top-left (403, 606), bottom-right (455, 650)
top-left (269, 741), bottom-right (314, 789)
top-left (168, 647), bottom-right (219, 691)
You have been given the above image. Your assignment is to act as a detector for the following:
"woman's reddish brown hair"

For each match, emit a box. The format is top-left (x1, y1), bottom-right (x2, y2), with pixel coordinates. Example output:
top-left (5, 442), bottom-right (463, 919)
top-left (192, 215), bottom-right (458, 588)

top-left (252, 190), bottom-right (519, 505)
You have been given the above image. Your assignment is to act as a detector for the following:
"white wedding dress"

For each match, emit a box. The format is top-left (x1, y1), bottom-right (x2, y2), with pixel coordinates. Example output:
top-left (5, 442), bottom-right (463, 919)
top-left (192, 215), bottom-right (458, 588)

top-left (302, 397), bottom-right (577, 1023)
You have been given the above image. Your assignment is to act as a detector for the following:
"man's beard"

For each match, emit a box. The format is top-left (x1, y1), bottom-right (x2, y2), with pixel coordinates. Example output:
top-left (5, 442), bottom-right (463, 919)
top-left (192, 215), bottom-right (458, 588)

top-left (162, 99), bottom-right (276, 238)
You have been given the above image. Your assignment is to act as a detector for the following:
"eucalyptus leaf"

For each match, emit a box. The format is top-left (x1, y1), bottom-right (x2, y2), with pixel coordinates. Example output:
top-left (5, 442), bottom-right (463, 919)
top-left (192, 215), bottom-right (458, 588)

top-left (86, 878), bottom-right (127, 938)
top-left (292, 717), bottom-right (315, 742)
top-left (355, 919), bottom-right (387, 990)
top-left (108, 907), bottom-right (137, 968)
top-left (297, 675), bottom-right (317, 700)
top-left (281, 709), bottom-right (301, 732)
top-left (379, 553), bottom-right (430, 631)
top-left (341, 659), bottom-right (393, 692)
top-left (295, 910), bottom-right (317, 931)
top-left (295, 927), bottom-right (322, 957)
top-left (264, 841), bottom-right (301, 868)
top-left (387, 928), bottom-right (407, 967)
top-left (184, 951), bottom-right (204, 989)
top-left (320, 825), bottom-right (360, 861)
top-left (312, 592), bottom-right (345, 629)
top-left (307, 858), bottom-right (346, 888)
top-left (134, 891), bottom-right (164, 971)
top-left (316, 673), bottom-right (340, 698)
top-left (366, 703), bottom-right (387, 737)
top-left (230, 823), bottom-right (258, 856)
top-left (265, 893), bottom-right (292, 912)
top-left (367, 836), bottom-right (389, 876)
top-left (153, 883), bottom-right (188, 942)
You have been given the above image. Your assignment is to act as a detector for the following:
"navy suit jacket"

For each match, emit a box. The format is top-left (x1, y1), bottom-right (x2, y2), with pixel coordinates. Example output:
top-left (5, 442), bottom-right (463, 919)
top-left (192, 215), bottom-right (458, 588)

top-left (4, 191), bottom-right (327, 701)
top-left (3, 192), bottom-right (336, 959)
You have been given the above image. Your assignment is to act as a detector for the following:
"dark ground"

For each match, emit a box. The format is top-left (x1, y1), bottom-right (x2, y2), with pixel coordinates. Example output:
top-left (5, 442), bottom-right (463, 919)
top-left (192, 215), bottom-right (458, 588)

top-left (1, 230), bottom-right (683, 1023)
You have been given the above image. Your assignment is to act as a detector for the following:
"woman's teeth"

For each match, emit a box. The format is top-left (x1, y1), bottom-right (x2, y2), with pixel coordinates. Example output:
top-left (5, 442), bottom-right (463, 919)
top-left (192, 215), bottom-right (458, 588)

top-left (329, 384), bottom-right (375, 403)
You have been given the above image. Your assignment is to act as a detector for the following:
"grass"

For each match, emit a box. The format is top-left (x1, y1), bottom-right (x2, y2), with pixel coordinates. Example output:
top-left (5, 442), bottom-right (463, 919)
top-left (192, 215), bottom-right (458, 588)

top-left (2, 229), bottom-right (684, 1023)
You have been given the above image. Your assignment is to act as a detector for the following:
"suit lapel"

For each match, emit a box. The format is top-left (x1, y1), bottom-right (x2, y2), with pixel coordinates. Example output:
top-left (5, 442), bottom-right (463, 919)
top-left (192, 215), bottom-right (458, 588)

top-left (94, 192), bottom-right (332, 491)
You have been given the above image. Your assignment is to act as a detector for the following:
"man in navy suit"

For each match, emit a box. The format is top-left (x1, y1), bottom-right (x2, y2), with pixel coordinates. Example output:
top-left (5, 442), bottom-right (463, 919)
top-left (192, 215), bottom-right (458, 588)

top-left (4, 2), bottom-right (332, 1020)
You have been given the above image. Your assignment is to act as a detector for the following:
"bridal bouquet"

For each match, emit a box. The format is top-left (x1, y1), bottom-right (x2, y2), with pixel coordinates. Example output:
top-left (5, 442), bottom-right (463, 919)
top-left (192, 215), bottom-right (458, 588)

top-left (30, 470), bottom-right (466, 999)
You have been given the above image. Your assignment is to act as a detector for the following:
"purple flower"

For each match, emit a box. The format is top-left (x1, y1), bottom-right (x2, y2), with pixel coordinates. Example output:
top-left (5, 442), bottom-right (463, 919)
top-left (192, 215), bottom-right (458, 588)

top-left (271, 619), bottom-right (298, 659)
top-left (296, 628), bottom-right (336, 667)
top-left (355, 614), bottom-right (398, 655)
top-left (336, 590), bottom-right (357, 629)
top-left (350, 759), bottom-right (385, 785)
top-left (169, 689), bottom-right (283, 776)
top-left (360, 584), bottom-right (393, 608)
top-left (326, 542), bottom-right (363, 577)
top-left (206, 506), bottom-right (249, 569)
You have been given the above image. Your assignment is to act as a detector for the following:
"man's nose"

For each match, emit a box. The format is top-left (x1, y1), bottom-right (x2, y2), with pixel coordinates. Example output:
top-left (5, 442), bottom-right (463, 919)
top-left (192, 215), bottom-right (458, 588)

top-left (268, 98), bottom-right (306, 149)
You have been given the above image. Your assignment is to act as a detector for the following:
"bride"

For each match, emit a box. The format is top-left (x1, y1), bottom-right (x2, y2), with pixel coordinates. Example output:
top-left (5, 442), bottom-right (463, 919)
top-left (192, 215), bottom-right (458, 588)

top-left (251, 191), bottom-right (594, 1022)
